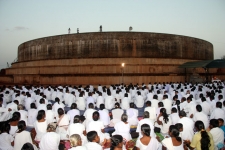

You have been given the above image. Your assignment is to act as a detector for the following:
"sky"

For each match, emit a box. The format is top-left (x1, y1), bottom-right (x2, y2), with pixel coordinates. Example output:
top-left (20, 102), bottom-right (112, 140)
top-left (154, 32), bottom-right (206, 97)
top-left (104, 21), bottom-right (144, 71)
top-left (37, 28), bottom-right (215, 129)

top-left (0, 0), bottom-right (225, 70)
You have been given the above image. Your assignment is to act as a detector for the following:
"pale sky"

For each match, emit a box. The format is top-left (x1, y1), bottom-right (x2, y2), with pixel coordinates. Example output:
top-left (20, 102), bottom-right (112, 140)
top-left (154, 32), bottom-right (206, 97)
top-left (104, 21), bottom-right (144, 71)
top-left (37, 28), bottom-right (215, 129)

top-left (0, 0), bottom-right (225, 69)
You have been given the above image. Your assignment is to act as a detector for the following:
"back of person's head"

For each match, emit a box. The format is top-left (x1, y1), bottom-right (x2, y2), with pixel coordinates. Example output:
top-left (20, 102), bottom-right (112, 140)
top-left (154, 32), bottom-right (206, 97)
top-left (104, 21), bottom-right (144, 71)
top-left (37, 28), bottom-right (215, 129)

top-left (195, 121), bottom-right (211, 150)
top-left (47, 104), bottom-right (52, 110)
top-left (171, 107), bottom-right (177, 113)
top-left (158, 102), bottom-right (164, 107)
top-left (121, 114), bottom-right (128, 122)
top-left (196, 105), bottom-right (202, 112)
top-left (100, 104), bottom-right (105, 110)
top-left (21, 143), bottom-right (34, 150)
top-left (163, 94), bottom-right (168, 99)
top-left (110, 135), bottom-right (123, 150)
top-left (58, 108), bottom-right (64, 115)
top-left (201, 97), bottom-right (206, 102)
top-left (179, 110), bottom-right (186, 117)
top-left (88, 103), bottom-right (94, 109)
top-left (169, 125), bottom-right (181, 141)
top-left (70, 103), bottom-right (77, 109)
top-left (55, 97), bottom-right (60, 103)
top-left (115, 102), bottom-right (120, 108)
top-left (70, 134), bottom-right (81, 147)
top-left (124, 93), bottom-right (128, 97)
top-left (130, 103), bottom-right (135, 108)
top-left (0, 122), bottom-right (10, 134)
top-left (11, 112), bottom-right (21, 121)
top-left (145, 101), bottom-right (151, 106)
top-left (87, 131), bottom-right (98, 142)
top-left (175, 123), bottom-right (183, 131)
top-left (160, 108), bottom-right (169, 124)
top-left (216, 102), bottom-right (222, 108)
top-left (210, 119), bottom-right (219, 128)
top-left (92, 111), bottom-right (99, 121)
top-left (37, 110), bottom-right (45, 120)
top-left (39, 98), bottom-right (45, 104)
top-left (18, 104), bottom-right (24, 110)
top-left (153, 95), bottom-right (158, 99)
top-left (143, 111), bottom-right (149, 118)
top-left (18, 120), bottom-right (26, 132)
top-left (73, 115), bottom-right (80, 123)
top-left (141, 124), bottom-right (151, 136)
top-left (30, 103), bottom-right (36, 109)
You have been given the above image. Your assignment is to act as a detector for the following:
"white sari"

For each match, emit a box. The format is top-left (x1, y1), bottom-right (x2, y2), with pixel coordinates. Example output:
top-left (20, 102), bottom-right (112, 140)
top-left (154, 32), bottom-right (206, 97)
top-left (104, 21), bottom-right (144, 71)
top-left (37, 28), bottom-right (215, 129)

top-left (56, 114), bottom-right (70, 140)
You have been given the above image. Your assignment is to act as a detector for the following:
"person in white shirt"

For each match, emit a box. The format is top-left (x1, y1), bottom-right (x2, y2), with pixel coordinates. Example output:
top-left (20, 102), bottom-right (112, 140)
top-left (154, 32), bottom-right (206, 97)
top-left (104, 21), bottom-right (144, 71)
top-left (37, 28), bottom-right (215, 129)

top-left (34, 110), bottom-right (48, 142)
top-left (0, 97), bottom-right (12, 122)
top-left (209, 119), bottom-right (224, 150)
top-left (111, 103), bottom-right (124, 126)
top-left (18, 104), bottom-right (28, 125)
top-left (162, 95), bottom-right (172, 114)
top-left (121, 93), bottom-right (130, 110)
top-left (69, 134), bottom-right (87, 150)
top-left (27, 103), bottom-right (38, 126)
top-left (37, 98), bottom-right (47, 111)
top-left (210, 101), bottom-right (225, 121)
top-left (86, 92), bottom-right (96, 109)
top-left (98, 104), bottom-right (110, 127)
top-left (96, 92), bottom-right (104, 109)
top-left (39, 123), bottom-right (60, 150)
top-left (186, 96), bottom-right (196, 119)
top-left (135, 91), bottom-right (144, 108)
top-left (0, 123), bottom-right (14, 150)
top-left (83, 103), bottom-right (96, 127)
top-left (25, 93), bottom-right (35, 110)
top-left (144, 101), bottom-right (157, 122)
top-left (52, 97), bottom-right (64, 116)
top-left (201, 96), bottom-right (212, 116)
top-left (45, 104), bottom-right (55, 124)
top-left (67, 115), bottom-right (87, 145)
top-left (127, 103), bottom-right (139, 126)
top-left (156, 108), bottom-right (172, 135)
top-left (105, 90), bottom-right (114, 110)
top-left (77, 92), bottom-right (86, 111)
top-left (85, 131), bottom-right (102, 150)
top-left (180, 97), bottom-right (188, 113)
top-left (177, 110), bottom-right (194, 141)
top-left (170, 107), bottom-right (180, 125)
top-left (150, 95), bottom-right (159, 110)
top-left (193, 105), bottom-right (209, 129)
top-left (67, 103), bottom-right (80, 124)
top-left (6, 100), bottom-right (18, 114)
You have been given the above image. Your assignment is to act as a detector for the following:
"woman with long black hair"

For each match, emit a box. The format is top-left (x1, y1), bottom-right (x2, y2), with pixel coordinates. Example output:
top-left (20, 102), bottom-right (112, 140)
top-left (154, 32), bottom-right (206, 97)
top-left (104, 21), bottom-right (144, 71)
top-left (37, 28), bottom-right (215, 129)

top-left (156, 108), bottom-right (172, 134)
top-left (185, 120), bottom-right (214, 150)
top-left (34, 110), bottom-right (47, 142)
top-left (110, 135), bottom-right (123, 150)
top-left (162, 125), bottom-right (186, 150)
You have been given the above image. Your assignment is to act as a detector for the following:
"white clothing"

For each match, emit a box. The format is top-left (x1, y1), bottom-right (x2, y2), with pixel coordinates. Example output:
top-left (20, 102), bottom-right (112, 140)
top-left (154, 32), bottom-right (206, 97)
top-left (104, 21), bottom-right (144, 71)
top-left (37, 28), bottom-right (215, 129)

top-left (83, 108), bottom-right (96, 127)
top-left (170, 113), bottom-right (180, 125)
top-left (105, 95), bottom-right (115, 110)
top-left (127, 108), bottom-right (139, 126)
top-left (0, 106), bottom-right (11, 121)
top-left (136, 137), bottom-right (160, 150)
top-left (201, 101), bottom-right (212, 116)
top-left (77, 97), bottom-right (86, 110)
top-left (37, 104), bottom-right (47, 111)
top-left (56, 114), bottom-right (70, 140)
top-left (136, 118), bottom-right (155, 138)
top-left (162, 99), bottom-right (172, 114)
top-left (151, 99), bottom-right (159, 110)
top-left (96, 96), bottom-right (104, 108)
top-left (64, 93), bottom-right (75, 107)
top-left (111, 108), bottom-right (124, 125)
top-left (0, 133), bottom-right (13, 150)
top-left (210, 108), bottom-right (225, 121)
top-left (144, 106), bottom-right (157, 121)
top-left (27, 108), bottom-right (38, 126)
top-left (67, 123), bottom-right (87, 144)
top-left (193, 111), bottom-right (209, 129)
top-left (67, 109), bottom-right (80, 124)
top-left (34, 120), bottom-right (48, 141)
top-left (158, 115), bottom-right (173, 134)
top-left (178, 117), bottom-right (194, 141)
top-left (14, 131), bottom-right (33, 150)
top-left (210, 127), bottom-right (224, 150)
top-left (162, 137), bottom-right (184, 150)
top-left (39, 132), bottom-right (60, 150)
top-left (68, 146), bottom-right (87, 150)
top-left (121, 97), bottom-right (130, 110)
top-left (113, 121), bottom-right (131, 141)
top-left (52, 102), bottom-right (64, 115)
top-left (9, 125), bottom-right (18, 136)
top-left (135, 95), bottom-right (144, 108)
top-left (25, 97), bottom-right (35, 110)
top-left (86, 96), bottom-right (95, 108)
top-left (18, 110), bottom-right (28, 125)
top-left (45, 110), bottom-right (55, 124)
top-left (85, 142), bottom-right (102, 150)
top-left (98, 109), bottom-right (110, 126)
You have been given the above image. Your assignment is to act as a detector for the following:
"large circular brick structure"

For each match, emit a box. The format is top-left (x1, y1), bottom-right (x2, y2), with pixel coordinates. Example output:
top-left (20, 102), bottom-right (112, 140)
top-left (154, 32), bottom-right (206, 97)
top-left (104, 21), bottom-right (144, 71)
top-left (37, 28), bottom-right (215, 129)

top-left (5, 32), bottom-right (214, 85)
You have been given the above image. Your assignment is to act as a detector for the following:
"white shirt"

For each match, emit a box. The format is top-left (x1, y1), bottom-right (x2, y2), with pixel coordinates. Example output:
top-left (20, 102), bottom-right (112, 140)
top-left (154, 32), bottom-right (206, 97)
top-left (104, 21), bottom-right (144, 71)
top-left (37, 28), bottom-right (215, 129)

top-left (98, 109), bottom-right (110, 126)
top-left (85, 142), bottom-right (102, 150)
top-left (14, 131), bottom-right (33, 150)
top-left (136, 118), bottom-right (155, 138)
top-left (135, 95), bottom-right (144, 108)
top-left (178, 117), bottom-right (194, 141)
top-left (144, 106), bottom-right (157, 121)
top-left (162, 99), bottom-right (172, 114)
top-left (67, 109), bottom-right (80, 124)
top-left (96, 96), bottom-right (104, 108)
top-left (210, 127), bottom-right (224, 150)
top-left (170, 113), bottom-right (180, 125)
top-left (193, 111), bottom-right (209, 129)
top-left (39, 132), bottom-right (60, 150)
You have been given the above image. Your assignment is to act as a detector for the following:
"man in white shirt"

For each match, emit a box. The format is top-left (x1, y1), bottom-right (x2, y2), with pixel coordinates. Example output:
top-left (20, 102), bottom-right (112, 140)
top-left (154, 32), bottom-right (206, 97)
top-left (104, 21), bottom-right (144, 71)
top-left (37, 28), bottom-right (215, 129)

top-left (83, 103), bottom-right (96, 127)
top-left (98, 104), bottom-right (110, 127)
top-left (67, 103), bottom-right (80, 124)
top-left (0, 97), bottom-right (12, 121)
top-left (162, 95), bottom-right (172, 114)
top-left (210, 102), bottom-right (225, 121)
top-left (150, 95), bottom-right (159, 110)
top-left (193, 105), bottom-right (209, 129)
top-left (96, 92), bottom-right (104, 109)
top-left (85, 131), bottom-right (102, 150)
top-left (186, 96), bottom-right (196, 119)
top-left (144, 101), bottom-right (156, 122)
top-left (200, 96), bottom-right (212, 116)
top-left (170, 107), bottom-right (180, 125)
top-left (209, 119), bottom-right (224, 150)
top-left (127, 103), bottom-right (139, 126)
top-left (37, 98), bottom-right (47, 111)
top-left (135, 91), bottom-right (144, 108)
top-left (86, 92), bottom-right (96, 108)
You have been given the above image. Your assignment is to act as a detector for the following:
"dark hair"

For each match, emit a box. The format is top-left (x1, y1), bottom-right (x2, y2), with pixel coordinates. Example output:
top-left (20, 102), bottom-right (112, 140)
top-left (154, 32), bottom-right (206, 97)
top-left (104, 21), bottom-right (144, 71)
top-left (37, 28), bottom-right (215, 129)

top-left (17, 120), bottom-right (26, 132)
top-left (143, 111), bottom-right (149, 118)
top-left (39, 98), bottom-right (45, 104)
top-left (0, 122), bottom-right (11, 134)
top-left (37, 110), bottom-right (45, 120)
top-left (130, 103), bottom-right (135, 108)
top-left (87, 131), bottom-right (98, 142)
top-left (158, 102), bottom-right (164, 107)
top-left (47, 104), bottom-right (52, 110)
top-left (88, 103), bottom-right (94, 108)
top-left (30, 103), bottom-right (36, 109)
top-left (58, 108), bottom-right (64, 116)
top-left (179, 110), bottom-right (186, 117)
top-left (195, 121), bottom-right (211, 150)
top-left (201, 97), bottom-right (206, 102)
top-left (21, 143), bottom-right (34, 150)
top-left (100, 104), bottom-right (105, 110)
top-left (110, 135), bottom-right (123, 150)
top-left (146, 101), bottom-right (151, 106)
top-left (169, 125), bottom-right (181, 142)
top-left (160, 108), bottom-right (169, 124)
top-left (218, 118), bottom-right (224, 123)
top-left (196, 105), bottom-right (202, 112)
top-left (171, 107), bottom-right (177, 113)
top-left (153, 95), bottom-right (158, 99)
top-left (216, 102), bottom-right (222, 108)
top-left (210, 119), bottom-right (219, 128)
top-left (175, 123), bottom-right (183, 130)
top-left (115, 102), bottom-right (120, 108)
top-left (11, 112), bottom-right (21, 121)
top-left (55, 97), bottom-right (60, 104)
top-left (141, 124), bottom-right (151, 136)
top-left (121, 114), bottom-right (128, 122)
top-left (73, 115), bottom-right (80, 123)
top-left (70, 103), bottom-right (77, 109)
top-left (93, 111), bottom-right (99, 121)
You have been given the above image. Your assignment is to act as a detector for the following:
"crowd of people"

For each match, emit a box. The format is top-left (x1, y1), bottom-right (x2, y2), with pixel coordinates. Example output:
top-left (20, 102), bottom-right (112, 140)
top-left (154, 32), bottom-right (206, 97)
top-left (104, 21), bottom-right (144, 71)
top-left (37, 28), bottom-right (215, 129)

top-left (0, 81), bottom-right (225, 150)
